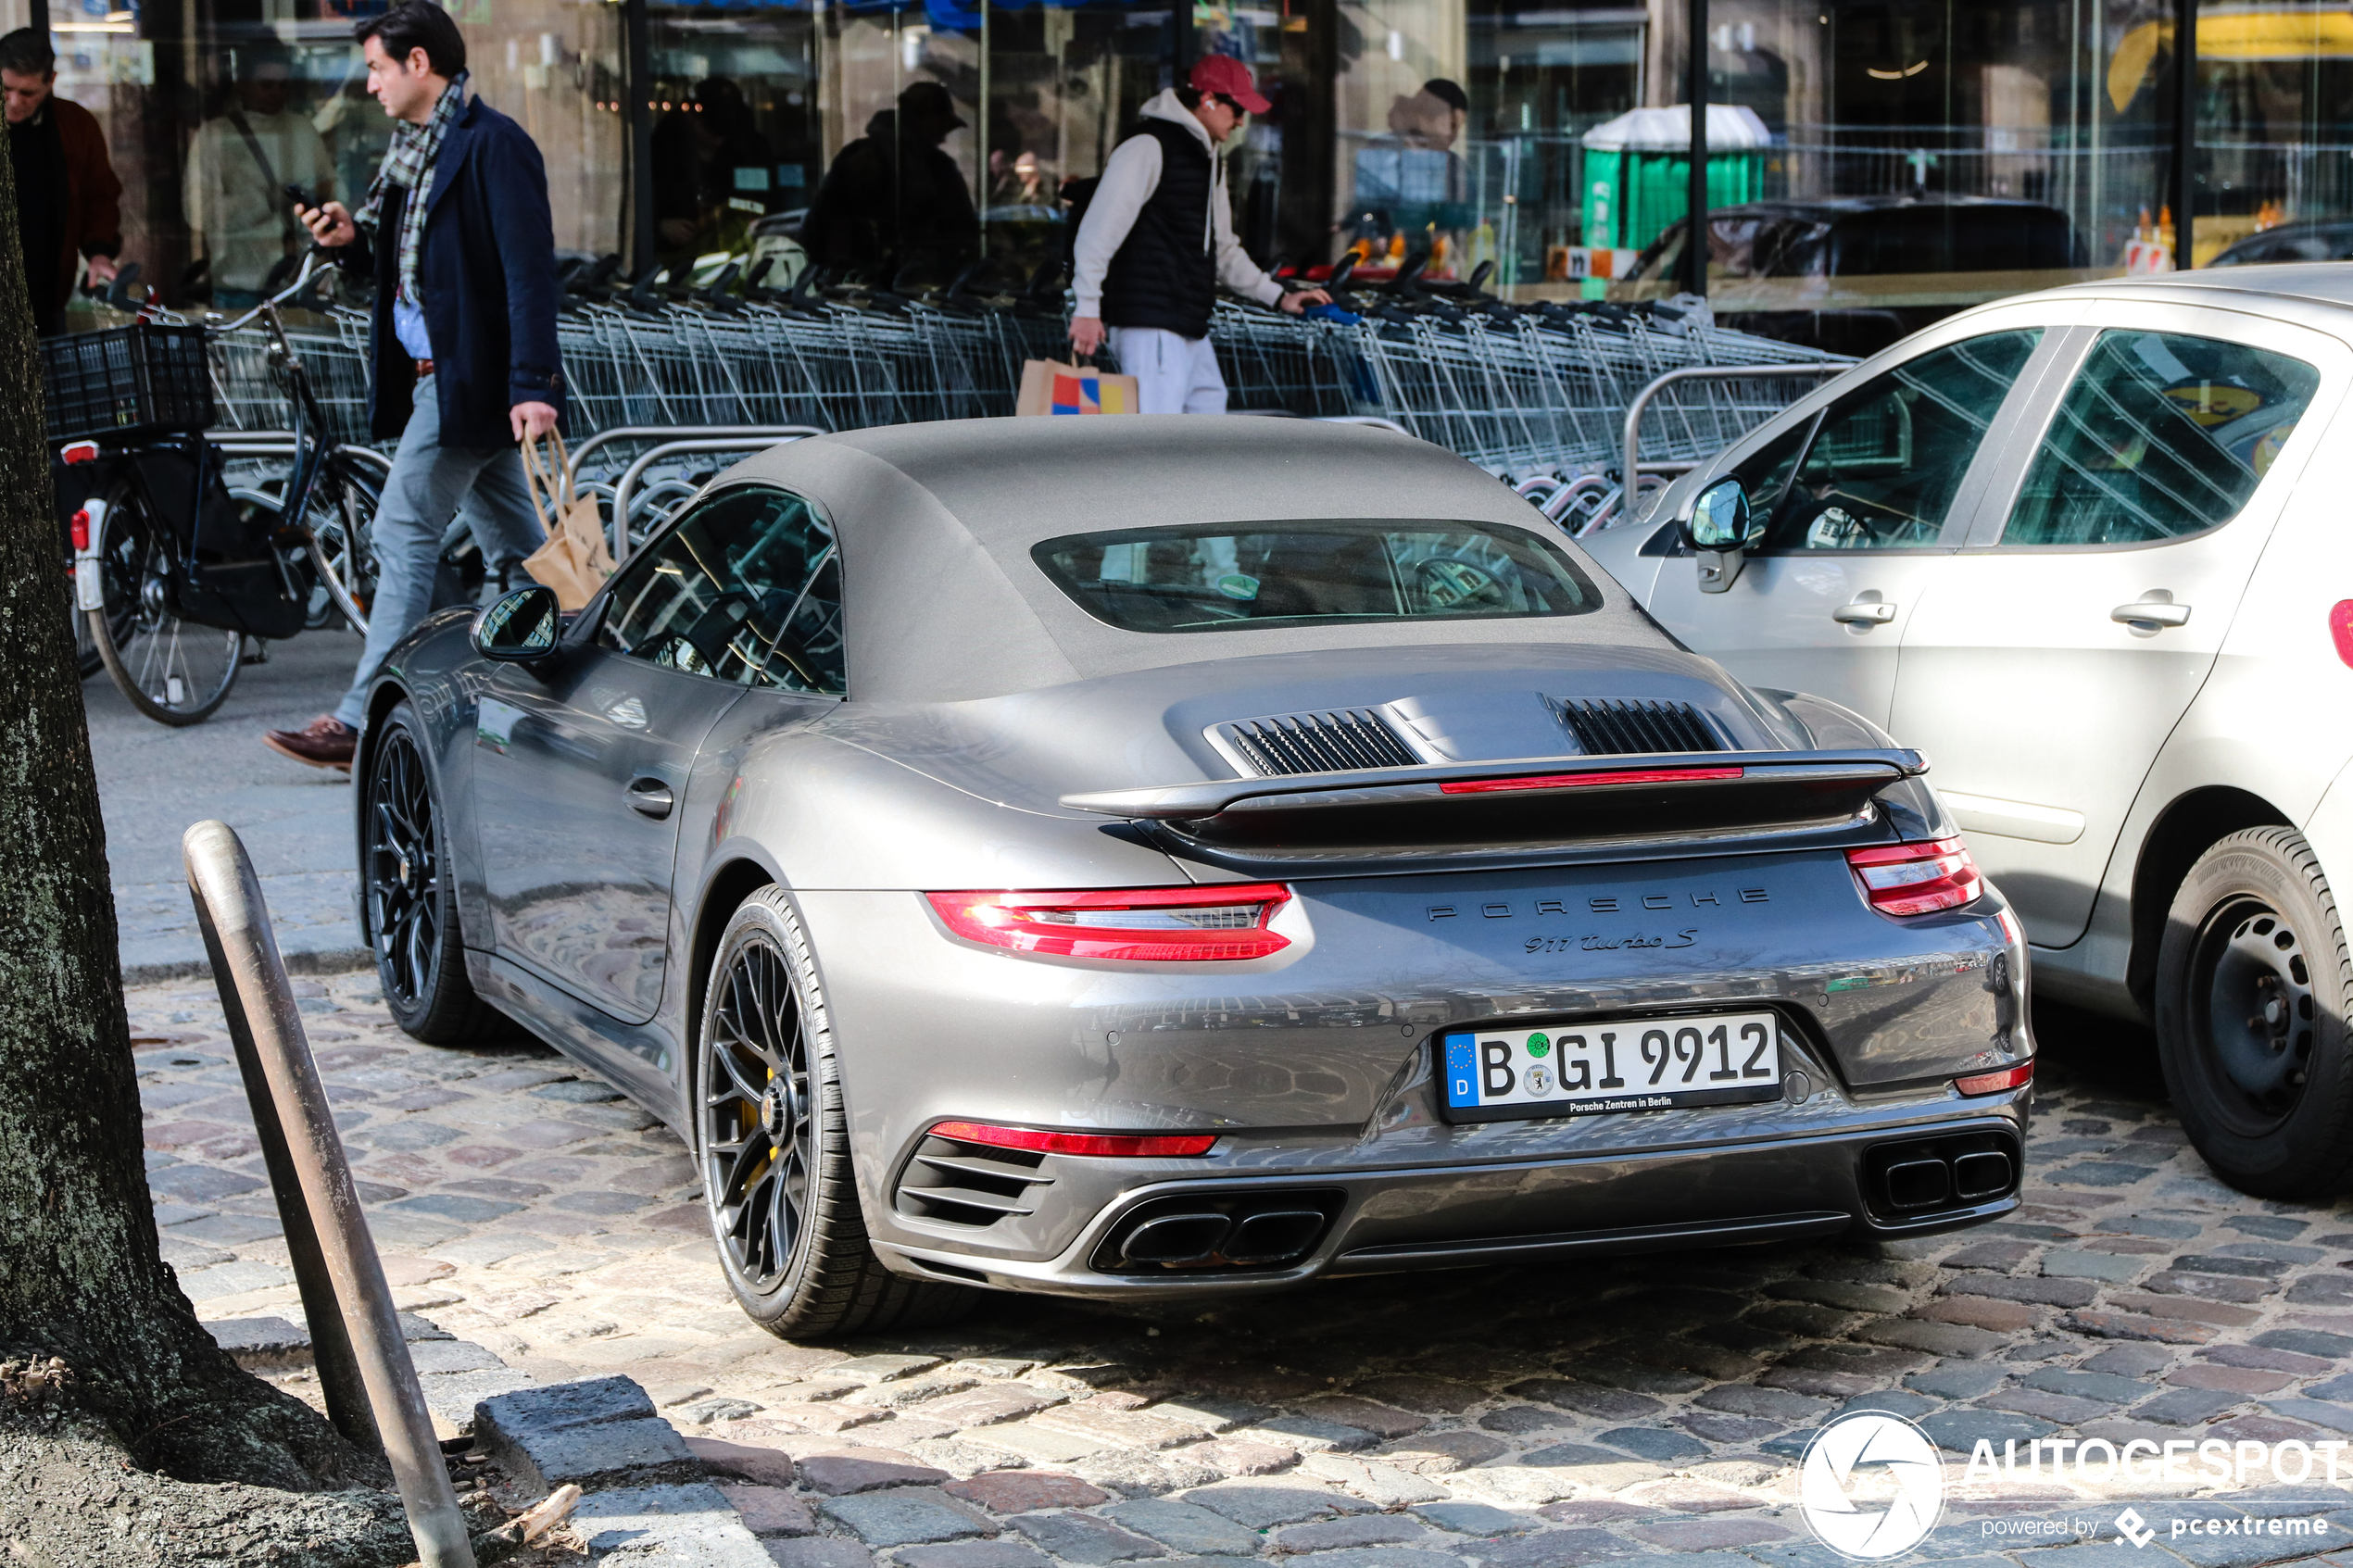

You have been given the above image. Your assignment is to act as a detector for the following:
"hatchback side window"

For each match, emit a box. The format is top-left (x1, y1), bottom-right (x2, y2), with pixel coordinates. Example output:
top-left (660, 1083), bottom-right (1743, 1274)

top-left (1998, 330), bottom-right (2320, 547)
top-left (596, 485), bottom-right (846, 696)
top-left (1762, 328), bottom-right (2043, 551)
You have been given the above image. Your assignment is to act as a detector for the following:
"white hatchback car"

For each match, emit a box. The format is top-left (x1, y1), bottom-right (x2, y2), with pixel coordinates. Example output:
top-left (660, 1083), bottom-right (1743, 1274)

top-left (1585, 263), bottom-right (2353, 1198)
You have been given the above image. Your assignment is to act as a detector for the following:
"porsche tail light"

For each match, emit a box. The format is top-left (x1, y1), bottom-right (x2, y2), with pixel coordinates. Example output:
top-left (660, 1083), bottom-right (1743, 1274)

top-left (1954, 1061), bottom-right (2034, 1097)
top-left (1440, 765), bottom-right (1744, 795)
top-left (926, 884), bottom-right (1292, 961)
top-left (69, 508), bottom-right (89, 552)
top-left (928, 1120), bottom-right (1218, 1158)
top-left (1846, 837), bottom-right (1983, 917)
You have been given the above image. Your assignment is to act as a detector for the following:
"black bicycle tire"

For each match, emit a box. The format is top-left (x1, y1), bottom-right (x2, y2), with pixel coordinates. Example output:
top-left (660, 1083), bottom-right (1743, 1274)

top-left (86, 479), bottom-right (242, 726)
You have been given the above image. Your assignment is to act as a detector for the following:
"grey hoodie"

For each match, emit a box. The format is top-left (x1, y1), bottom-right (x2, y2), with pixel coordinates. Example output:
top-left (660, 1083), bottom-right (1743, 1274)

top-left (1070, 88), bottom-right (1284, 327)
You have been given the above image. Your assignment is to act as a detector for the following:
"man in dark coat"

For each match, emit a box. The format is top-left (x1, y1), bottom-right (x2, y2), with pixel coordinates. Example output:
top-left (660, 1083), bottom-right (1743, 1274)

top-left (0, 29), bottom-right (121, 334)
top-left (266, 0), bottom-right (561, 770)
top-left (801, 81), bottom-right (978, 286)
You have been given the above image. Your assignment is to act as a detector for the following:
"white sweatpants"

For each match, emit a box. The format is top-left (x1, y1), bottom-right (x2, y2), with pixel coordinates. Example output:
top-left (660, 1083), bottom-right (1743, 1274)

top-left (1108, 325), bottom-right (1228, 415)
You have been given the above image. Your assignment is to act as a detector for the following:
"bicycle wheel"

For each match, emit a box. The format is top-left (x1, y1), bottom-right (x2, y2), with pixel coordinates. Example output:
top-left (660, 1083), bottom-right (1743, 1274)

top-left (300, 453), bottom-right (384, 635)
top-left (86, 480), bottom-right (242, 726)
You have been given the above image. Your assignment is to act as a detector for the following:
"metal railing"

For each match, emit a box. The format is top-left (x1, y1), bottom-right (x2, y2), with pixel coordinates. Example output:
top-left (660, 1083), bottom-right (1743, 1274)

top-left (608, 433), bottom-right (822, 563)
top-left (1620, 362), bottom-right (1850, 520)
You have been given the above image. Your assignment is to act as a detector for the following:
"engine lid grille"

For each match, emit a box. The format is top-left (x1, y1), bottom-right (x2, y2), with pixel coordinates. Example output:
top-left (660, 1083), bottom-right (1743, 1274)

top-left (1213, 709), bottom-right (1422, 777)
top-left (894, 1129), bottom-right (1053, 1229)
top-left (1554, 698), bottom-right (1724, 756)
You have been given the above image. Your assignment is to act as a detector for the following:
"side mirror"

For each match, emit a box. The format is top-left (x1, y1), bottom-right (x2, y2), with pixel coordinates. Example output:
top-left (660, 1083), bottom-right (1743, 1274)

top-left (1680, 478), bottom-right (1760, 596)
top-left (472, 585), bottom-right (560, 662)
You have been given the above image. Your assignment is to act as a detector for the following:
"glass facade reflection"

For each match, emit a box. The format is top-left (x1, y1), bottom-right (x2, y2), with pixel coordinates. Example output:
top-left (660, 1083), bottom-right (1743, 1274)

top-left (21, 0), bottom-right (2350, 349)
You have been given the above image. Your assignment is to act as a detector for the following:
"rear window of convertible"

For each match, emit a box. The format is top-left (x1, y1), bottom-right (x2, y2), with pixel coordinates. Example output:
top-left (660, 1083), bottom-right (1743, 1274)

top-left (1033, 520), bottom-right (1601, 633)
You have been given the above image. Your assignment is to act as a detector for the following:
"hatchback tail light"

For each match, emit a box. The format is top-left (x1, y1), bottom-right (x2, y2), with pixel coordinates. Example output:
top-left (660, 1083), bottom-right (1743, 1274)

top-left (928, 1120), bottom-right (1218, 1158)
top-left (1846, 837), bottom-right (1983, 917)
top-left (926, 884), bottom-right (1292, 961)
top-left (1954, 1061), bottom-right (2033, 1096)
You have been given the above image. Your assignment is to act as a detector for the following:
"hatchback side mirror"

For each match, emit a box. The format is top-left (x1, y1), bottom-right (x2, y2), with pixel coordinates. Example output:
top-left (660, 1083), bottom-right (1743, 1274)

top-left (1680, 477), bottom-right (1760, 595)
top-left (472, 584), bottom-right (560, 662)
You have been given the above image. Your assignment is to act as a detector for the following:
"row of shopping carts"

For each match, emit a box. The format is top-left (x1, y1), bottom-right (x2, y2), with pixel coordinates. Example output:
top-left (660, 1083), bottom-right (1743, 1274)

top-left (200, 282), bottom-right (1846, 521)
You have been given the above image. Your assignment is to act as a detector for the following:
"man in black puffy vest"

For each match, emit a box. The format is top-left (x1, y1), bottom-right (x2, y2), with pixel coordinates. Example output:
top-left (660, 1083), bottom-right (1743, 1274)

top-left (1068, 56), bottom-right (1327, 414)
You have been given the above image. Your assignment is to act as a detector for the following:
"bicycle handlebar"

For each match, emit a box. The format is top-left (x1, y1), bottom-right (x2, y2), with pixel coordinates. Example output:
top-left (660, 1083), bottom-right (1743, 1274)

top-left (208, 249), bottom-right (329, 335)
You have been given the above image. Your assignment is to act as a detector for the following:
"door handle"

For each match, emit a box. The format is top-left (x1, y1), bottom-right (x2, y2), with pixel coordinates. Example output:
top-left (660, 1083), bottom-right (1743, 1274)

top-left (626, 776), bottom-right (674, 820)
top-left (1832, 598), bottom-right (1898, 625)
top-left (2111, 598), bottom-right (2192, 629)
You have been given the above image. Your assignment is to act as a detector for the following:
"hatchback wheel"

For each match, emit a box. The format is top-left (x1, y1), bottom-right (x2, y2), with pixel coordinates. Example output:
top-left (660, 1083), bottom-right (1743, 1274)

top-left (2156, 826), bottom-right (2353, 1197)
top-left (698, 887), bottom-right (975, 1338)
top-left (363, 701), bottom-right (507, 1043)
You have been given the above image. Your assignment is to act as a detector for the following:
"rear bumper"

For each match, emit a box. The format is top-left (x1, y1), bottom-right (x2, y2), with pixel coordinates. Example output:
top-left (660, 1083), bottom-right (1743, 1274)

top-left (872, 1105), bottom-right (2025, 1298)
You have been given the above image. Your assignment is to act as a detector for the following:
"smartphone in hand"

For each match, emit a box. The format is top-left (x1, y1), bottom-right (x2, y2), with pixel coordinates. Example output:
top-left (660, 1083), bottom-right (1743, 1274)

top-left (284, 184), bottom-right (309, 213)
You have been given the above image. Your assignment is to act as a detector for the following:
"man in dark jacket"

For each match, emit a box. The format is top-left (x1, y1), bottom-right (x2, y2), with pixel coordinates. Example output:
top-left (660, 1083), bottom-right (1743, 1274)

top-left (801, 81), bottom-right (978, 285)
top-left (0, 30), bottom-right (121, 334)
top-left (1068, 57), bottom-right (1324, 414)
top-left (266, 0), bottom-right (560, 770)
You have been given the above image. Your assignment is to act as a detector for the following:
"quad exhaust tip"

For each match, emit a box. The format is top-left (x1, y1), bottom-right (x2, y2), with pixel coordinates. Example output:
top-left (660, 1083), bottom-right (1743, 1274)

top-left (1864, 1131), bottom-right (2020, 1218)
top-left (1096, 1190), bottom-right (1345, 1273)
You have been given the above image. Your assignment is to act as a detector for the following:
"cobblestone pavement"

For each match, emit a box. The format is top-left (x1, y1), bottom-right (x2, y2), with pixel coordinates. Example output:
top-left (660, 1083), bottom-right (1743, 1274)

top-left (132, 972), bottom-right (2353, 1567)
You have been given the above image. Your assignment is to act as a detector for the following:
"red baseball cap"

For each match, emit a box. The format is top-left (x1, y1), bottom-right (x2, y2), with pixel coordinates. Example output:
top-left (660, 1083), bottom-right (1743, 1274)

top-left (1189, 55), bottom-right (1271, 116)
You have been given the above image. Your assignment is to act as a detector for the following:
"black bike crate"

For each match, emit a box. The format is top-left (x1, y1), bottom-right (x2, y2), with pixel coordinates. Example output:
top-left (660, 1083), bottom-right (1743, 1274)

top-left (42, 323), bottom-right (214, 441)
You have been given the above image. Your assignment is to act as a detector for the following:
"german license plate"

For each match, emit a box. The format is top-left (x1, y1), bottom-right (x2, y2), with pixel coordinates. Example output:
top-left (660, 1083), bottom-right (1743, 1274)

top-left (1440, 1011), bottom-right (1785, 1123)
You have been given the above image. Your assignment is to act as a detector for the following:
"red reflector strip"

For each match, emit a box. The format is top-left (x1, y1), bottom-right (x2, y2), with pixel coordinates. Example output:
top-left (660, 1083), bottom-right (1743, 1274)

top-left (1440, 766), bottom-right (1745, 796)
top-left (925, 884), bottom-right (1292, 961)
top-left (69, 509), bottom-right (88, 552)
top-left (1955, 1061), bottom-right (2033, 1097)
top-left (1846, 836), bottom-right (1984, 916)
top-left (929, 1120), bottom-right (1218, 1158)
top-left (59, 441), bottom-right (98, 466)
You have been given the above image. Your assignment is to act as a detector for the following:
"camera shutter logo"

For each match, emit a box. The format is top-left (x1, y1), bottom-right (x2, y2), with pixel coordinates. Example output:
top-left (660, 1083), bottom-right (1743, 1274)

top-left (1798, 1411), bottom-right (1946, 1561)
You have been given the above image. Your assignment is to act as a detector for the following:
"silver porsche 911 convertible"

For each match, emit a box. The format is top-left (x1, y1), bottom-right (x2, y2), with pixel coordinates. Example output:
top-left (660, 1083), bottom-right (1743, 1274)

top-left (355, 417), bottom-right (2032, 1339)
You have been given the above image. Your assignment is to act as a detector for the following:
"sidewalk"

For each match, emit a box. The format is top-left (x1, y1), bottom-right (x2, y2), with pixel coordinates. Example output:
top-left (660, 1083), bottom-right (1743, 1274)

top-left (88, 631), bottom-right (369, 982)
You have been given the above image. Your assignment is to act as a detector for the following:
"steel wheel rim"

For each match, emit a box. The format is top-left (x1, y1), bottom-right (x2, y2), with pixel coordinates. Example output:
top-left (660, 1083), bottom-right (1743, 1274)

top-left (101, 501), bottom-right (236, 713)
top-left (2192, 895), bottom-right (2317, 1132)
top-left (703, 937), bottom-right (814, 1293)
top-left (365, 729), bottom-right (440, 1009)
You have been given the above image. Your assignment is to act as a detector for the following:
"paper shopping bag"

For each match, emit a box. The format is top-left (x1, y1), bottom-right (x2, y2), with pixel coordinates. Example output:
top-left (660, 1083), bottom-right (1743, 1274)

top-left (1016, 358), bottom-right (1141, 417)
top-left (521, 430), bottom-right (616, 611)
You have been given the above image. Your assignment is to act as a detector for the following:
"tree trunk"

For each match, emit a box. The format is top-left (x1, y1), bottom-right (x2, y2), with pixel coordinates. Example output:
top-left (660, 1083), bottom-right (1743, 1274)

top-left (0, 100), bottom-right (412, 1565)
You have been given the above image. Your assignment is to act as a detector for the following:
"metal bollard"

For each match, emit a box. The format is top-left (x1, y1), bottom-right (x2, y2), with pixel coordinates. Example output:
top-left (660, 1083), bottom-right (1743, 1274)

top-left (183, 820), bottom-right (476, 1568)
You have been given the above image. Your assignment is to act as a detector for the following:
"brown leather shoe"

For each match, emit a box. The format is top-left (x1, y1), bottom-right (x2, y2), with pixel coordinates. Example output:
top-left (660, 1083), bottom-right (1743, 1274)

top-left (264, 715), bottom-right (357, 772)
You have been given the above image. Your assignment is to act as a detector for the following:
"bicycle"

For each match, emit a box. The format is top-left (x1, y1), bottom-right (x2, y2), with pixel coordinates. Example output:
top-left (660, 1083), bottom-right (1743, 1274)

top-left (57, 252), bottom-right (389, 724)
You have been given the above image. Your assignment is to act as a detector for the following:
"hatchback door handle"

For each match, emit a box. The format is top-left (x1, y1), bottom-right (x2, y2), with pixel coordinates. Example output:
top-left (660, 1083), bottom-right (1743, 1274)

top-left (1832, 598), bottom-right (1898, 625)
top-left (626, 776), bottom-right (674, 819)
top-left (2111, 598), bottom-right (2192, 629)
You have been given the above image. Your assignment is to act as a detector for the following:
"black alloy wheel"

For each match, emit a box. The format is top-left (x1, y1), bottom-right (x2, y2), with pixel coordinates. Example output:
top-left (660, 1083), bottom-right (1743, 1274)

top-left (362, 701), bottom-right (505, 1043)
top-left (698, 888), bottom-right (974, 1338)
top-left (2157, 826), bottom-right (2353, 1198)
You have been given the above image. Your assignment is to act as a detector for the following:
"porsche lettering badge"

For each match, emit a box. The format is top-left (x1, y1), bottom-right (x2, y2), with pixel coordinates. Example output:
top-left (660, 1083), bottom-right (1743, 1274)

top-left (1426, 888), bottom-right (1768, 922)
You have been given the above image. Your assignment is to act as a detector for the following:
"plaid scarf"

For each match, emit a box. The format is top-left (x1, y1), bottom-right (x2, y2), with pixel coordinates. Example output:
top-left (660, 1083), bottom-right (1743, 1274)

top-left (357, 70), bottom-right (468, 304)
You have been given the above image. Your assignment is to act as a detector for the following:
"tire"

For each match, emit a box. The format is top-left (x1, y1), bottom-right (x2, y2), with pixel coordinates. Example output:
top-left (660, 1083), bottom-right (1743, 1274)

top-left (697, 887), bottom-right (976, 1339)
top-left (301, 455), bottom-right (383, 635)
top-left (361, 701), bottom-right (507, 1044)
top-left (86, 479), bottom-right (241, 725)
top-left (2155, 825), bottom-right (2353, 1198)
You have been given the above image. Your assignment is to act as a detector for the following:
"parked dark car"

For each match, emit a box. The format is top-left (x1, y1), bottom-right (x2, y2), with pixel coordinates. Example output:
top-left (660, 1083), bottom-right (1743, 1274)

top-left (2210, 219), bottom-right (2353, 267)
top-left (1620, 195), bottom-right (2083, 355)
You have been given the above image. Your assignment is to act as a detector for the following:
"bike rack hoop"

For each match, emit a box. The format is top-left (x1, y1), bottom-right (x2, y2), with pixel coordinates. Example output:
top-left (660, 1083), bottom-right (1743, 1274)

top-left (1618, 362), bottom-right (1849, 524)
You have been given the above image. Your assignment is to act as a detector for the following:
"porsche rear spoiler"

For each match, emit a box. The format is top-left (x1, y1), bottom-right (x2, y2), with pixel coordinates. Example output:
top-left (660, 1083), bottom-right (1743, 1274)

top-left (1060, 749), bottom-right (1925, 855)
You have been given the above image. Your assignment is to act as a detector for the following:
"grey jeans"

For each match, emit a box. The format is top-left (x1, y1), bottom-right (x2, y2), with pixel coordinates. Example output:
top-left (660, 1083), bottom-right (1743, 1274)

top-left (333, 373), bottom-right (546, 728)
